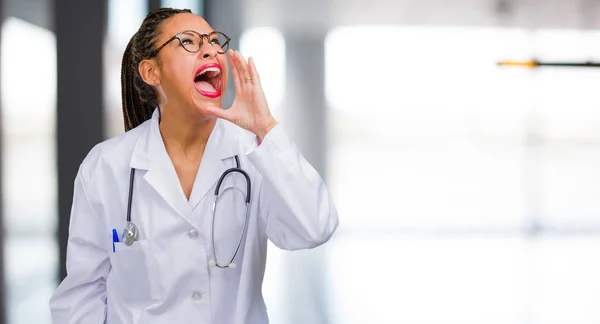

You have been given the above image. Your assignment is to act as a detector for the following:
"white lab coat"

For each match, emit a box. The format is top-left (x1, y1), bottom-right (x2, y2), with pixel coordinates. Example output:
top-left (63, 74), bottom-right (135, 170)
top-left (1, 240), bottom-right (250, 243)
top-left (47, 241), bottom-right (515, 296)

top-left (49, 109), bottom-right (339, 324)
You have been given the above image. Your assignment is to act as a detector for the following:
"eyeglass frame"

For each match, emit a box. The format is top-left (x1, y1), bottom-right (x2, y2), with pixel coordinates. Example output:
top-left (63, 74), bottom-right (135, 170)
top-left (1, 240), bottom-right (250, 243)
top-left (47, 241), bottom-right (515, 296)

top-left (148, 30), bottom-right (231, 58)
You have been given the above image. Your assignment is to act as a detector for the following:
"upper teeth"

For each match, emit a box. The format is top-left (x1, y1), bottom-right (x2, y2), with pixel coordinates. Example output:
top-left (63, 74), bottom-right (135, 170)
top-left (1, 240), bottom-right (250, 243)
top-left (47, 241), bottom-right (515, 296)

top-left (198, 67), bottom-right (220, 76)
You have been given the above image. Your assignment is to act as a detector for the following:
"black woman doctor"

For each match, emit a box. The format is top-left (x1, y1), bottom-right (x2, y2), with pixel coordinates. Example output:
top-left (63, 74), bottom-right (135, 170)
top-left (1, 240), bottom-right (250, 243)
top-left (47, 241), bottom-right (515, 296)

top-left (49, 7), bottom-right (339, 324)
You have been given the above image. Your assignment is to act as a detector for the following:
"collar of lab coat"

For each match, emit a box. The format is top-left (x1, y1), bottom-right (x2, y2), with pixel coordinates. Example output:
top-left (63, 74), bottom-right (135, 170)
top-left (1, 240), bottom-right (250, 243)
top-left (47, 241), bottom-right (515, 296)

top-left (129, 108), bottom-right (240, 222)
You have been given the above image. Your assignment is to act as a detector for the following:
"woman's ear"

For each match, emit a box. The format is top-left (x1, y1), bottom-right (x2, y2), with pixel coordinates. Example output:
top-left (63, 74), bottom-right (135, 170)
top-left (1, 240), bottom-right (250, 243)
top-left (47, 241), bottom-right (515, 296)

top-left (139, 59), bottom-right (161, 86)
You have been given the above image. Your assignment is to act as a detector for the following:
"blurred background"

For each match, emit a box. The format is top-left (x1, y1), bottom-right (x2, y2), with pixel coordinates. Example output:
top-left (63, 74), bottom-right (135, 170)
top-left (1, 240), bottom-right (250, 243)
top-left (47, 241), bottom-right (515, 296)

top-left (2, 0), bottom-right (600, 323)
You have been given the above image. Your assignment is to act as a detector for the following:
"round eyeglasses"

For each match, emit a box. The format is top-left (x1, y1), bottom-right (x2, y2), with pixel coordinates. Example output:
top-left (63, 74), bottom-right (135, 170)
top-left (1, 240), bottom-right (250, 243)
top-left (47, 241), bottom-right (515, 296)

top-left (149, 30), bottom-right (231, 58)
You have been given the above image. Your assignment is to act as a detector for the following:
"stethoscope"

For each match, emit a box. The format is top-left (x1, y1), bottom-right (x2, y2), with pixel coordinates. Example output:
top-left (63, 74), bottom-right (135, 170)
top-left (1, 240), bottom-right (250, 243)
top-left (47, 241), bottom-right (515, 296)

top-left (122, 155), bottom-right (252, 269)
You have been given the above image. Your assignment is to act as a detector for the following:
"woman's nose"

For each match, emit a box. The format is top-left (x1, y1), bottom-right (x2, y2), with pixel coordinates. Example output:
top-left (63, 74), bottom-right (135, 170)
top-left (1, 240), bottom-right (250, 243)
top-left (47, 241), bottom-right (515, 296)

top-left (201, 40), bottom-right (218, 58)
top-left (202, 48), bottom-right (217, 58)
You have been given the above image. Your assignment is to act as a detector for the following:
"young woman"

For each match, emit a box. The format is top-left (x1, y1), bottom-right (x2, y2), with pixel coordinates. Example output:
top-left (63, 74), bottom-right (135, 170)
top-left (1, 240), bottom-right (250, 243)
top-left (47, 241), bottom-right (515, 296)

top-left (49, 7), bottom-right (338, 324)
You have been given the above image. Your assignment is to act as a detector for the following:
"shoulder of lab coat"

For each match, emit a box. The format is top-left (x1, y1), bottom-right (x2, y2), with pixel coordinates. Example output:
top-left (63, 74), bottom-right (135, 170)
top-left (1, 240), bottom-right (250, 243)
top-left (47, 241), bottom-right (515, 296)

top-left (48, 121), bottom-right (148, 323)
top-left (238, 122), bottom-right (340, 251)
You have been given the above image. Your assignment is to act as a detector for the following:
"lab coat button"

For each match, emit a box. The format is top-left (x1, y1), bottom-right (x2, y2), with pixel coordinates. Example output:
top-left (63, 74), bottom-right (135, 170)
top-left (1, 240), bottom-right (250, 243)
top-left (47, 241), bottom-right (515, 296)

top-left (191, 292), bottom-right (202, 301)
top-left (188, 229), bottom-right (198, 238)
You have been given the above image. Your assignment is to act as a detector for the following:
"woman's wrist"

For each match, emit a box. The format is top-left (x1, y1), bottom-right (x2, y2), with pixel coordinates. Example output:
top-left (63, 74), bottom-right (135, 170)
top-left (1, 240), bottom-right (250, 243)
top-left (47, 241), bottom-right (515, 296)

top-left (254, 117), bottom-right (278, 142)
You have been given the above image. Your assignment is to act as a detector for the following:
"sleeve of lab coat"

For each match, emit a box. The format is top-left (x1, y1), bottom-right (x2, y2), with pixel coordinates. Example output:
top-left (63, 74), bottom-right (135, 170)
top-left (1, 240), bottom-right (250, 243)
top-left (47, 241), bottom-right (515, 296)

top-left (49, 168), bottom-right (109, 323)
top-left (246, 124), bottom-right (339, 250)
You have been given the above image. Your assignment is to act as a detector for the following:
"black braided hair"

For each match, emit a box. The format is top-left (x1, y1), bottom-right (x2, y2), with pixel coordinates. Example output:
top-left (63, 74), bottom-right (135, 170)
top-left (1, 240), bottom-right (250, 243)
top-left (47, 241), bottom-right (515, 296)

top-left (121, 8), bottom-right (192, 131)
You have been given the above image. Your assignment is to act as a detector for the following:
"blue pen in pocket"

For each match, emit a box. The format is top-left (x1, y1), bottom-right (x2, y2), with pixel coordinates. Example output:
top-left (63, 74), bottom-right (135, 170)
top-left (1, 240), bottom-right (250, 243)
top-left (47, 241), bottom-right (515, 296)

top-left (112, 228), bottom-right (119, 253)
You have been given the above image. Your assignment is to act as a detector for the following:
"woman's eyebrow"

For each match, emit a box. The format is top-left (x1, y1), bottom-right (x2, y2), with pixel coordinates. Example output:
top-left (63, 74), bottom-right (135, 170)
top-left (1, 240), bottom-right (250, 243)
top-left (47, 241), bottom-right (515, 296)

top-left (189, 29), bottom-right (216, 34)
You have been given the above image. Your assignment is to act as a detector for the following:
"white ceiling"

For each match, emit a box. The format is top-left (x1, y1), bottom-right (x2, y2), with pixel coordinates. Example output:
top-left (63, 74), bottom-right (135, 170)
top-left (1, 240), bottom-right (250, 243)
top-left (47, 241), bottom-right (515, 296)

top-left (8, 0), bottom-right (600, 36)
top-left (243, 0), bottom-right (600, 33)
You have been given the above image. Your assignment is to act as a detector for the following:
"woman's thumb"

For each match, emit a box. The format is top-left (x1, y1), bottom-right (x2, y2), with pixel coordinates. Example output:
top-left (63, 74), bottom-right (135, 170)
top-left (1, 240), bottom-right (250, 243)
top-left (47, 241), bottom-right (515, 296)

top-left (207, 106), bottom-right (230, 120)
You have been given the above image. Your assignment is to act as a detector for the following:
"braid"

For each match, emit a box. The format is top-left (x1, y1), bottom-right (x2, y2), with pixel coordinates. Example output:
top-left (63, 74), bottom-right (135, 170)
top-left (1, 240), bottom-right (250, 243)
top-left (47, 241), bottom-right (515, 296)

top-left (121, 8), bottom-right (192, 131)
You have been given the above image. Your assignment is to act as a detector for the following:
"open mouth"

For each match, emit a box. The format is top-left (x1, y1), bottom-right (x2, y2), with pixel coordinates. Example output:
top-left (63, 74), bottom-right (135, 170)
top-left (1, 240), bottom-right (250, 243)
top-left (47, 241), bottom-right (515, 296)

top-left (194, 63), bottom-right (222, 98)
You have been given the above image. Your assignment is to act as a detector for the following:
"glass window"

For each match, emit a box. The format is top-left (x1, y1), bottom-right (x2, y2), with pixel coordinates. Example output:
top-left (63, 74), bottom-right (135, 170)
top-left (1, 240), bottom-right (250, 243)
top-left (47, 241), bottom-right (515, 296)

top-left (326, 26), bottom-right (600, 323)
top-left (104, 0), bottom-right (147, 138)
top-left (240, 27), bottom-right (286, 118)
top-left (239, 26), bottom-right (287, 324)
top-left (162, 0), bottom-right (202, 15)
top-left (1, 17), bottom-right (57, 324)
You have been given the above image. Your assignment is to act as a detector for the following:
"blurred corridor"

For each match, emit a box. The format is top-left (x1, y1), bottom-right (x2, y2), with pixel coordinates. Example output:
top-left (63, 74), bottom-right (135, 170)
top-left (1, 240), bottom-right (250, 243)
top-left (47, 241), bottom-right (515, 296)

top-left (3, 0), bottom-right (600, 323)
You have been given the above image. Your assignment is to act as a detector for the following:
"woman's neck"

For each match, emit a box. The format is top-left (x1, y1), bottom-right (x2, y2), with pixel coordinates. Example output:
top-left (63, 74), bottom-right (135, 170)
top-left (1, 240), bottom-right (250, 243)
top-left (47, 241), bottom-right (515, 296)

top-left (158, 106), bottom-right (216, 161)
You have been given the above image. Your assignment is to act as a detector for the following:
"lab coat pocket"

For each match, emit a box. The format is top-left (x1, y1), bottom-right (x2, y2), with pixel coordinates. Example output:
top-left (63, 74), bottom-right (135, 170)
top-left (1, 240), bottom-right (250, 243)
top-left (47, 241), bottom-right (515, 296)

top-left (109, 239), bottom-right (161, 303)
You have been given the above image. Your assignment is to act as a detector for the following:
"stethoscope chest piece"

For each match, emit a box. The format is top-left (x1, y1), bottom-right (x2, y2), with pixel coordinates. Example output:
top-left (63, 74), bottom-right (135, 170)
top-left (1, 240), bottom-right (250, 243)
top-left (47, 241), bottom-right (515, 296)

top-left (122, 222), bottom-right (138, 246)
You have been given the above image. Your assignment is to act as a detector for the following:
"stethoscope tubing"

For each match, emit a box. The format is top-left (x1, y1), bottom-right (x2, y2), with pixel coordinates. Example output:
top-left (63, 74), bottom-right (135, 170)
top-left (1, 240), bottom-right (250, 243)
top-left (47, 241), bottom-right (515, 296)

top-left (127, 168), bottom-right (135, 223)
top-left (123, 155), bottom-right (252, 268)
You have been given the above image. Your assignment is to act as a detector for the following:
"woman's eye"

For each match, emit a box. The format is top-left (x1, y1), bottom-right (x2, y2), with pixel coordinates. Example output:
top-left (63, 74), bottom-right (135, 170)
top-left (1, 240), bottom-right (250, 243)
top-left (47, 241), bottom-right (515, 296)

top-left (210, 38), bottom-right (221, 45)
top-left (181, 38), bottom-right (195, 45)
